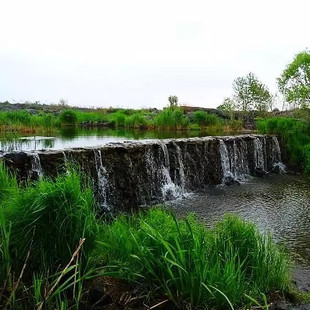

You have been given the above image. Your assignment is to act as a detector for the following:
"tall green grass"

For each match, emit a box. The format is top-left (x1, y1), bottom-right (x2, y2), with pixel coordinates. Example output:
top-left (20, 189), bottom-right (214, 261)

top-left (95, 208), bottom-right (290, 309)
top-left (193, 110), bottom-right (220, 127)
top-left (5, 170), bottom-right (98, 270)
top-left (0, 111), bottom-right (59, 132)
top-left (0, 164), bottom-right (97, 309)
top-left (155, 106), bottom-right (190, 129)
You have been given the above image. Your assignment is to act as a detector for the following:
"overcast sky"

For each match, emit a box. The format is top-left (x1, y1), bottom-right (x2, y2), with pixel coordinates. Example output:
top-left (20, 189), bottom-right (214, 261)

top-left (0, 0), bottom-right (309, 109)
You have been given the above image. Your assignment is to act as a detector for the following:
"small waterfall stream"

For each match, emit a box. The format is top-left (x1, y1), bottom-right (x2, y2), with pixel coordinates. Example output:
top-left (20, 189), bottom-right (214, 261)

top-left (93, 149), bottom-right (110, 211)
top-left (30, 153), bottom-right (43, 180)
top-left (2, 135), bottom-right (284, 211)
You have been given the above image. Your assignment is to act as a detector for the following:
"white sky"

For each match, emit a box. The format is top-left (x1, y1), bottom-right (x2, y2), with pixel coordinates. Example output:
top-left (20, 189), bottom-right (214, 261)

top-left (0, 0), bottom-right (309, 109)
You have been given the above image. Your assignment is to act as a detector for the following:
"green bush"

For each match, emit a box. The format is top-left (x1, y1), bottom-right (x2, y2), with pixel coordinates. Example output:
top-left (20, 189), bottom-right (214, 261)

top-left (230, 119), bottom-right (243, 131)
top-left (155, 107), bottom-right (190, 129)
top-left (193, 110), bottom-right (219, 127)
top-left (58, 109), bottom-right (78, 125)
top-left (125, 112), bottom-right (148, 128)
top-left (95, 209), bottom-right (289, 309)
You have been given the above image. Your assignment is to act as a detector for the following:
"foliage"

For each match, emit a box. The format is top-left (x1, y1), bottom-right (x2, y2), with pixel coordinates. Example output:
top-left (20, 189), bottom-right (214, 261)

top-left (0, 162), bottom-right (19, 205)
top-left (96, 209), bottom-right (289, 309)
top-left (257, 117), bottom-right (310, 174)
top-left (155, 106), bottom-right (190, 129)
top-left (124, 112), bottom-right (148, 128)
top-left (58, 109), bottom-right (78, 125)
top-left (229, 119), bottom-right (243, 131)
top-left (217, 97), bottom-right (236, 120)
top-left (232, 72), bottom-right (272, 114)
top-left (193, 110), bottom-right (219, 127)
top-left (278, 50), bottom-right (310, 108)
top-left (0, 162), bottom-right (293, 309)
top-left (4, 169), bottom-right (98, 270)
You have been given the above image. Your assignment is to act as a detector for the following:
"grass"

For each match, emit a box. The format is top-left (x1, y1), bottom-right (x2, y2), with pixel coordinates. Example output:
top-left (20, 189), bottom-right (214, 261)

top-left (96, 209), bottom-right (290, 309)
top-left (0, 162), bottom-right (292, 309)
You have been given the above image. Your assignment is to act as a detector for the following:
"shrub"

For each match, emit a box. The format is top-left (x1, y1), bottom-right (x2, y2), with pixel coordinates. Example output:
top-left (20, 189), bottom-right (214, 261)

top-left (155, 107), bottom-right (190, 129)
top-left (193, 110), bottom-right (219, 127)
top-left (230, 119), bottom-right (243, 131)
top-left (58, 109), bottom-right (78, 125)
top-left (125, 113), bottom-right (148, 128)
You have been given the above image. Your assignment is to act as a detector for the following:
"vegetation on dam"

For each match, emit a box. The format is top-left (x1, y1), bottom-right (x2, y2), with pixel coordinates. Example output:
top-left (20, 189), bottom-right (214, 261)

top-left (0, 163), bottom-right (291, 309)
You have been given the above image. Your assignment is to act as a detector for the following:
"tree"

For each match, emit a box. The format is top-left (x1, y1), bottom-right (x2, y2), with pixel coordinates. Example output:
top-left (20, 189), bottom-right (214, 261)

top-left (217, 97), bottom-right (236, 120)
top-left (278, 50), bottom-right (310, 108)
top-left (232, 72), bottom-right (272, 115)
top-left (168, 95), bottom-right (178, 107)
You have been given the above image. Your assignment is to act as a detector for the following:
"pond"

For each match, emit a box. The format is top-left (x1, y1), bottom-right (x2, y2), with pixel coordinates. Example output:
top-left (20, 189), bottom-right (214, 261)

top-left (170, 174), bottom-right (310, 291)
top-left (0, 127), bottom-right (228, 151)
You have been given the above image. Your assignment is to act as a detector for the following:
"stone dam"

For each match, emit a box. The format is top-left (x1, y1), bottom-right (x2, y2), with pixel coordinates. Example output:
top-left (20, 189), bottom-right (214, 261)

top-left (0, 135), bottom-right (284, 211)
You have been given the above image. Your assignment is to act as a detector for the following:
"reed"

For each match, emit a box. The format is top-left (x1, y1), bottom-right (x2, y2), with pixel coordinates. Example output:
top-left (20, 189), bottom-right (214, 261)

top-left (95, 208), bottom-right (290, 309)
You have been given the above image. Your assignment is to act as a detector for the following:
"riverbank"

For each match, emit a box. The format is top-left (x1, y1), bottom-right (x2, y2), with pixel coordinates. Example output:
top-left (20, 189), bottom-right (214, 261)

top-left (0, 102), bottom-right (243, 137)
top-left (0, 164), bottom-right (302, 309)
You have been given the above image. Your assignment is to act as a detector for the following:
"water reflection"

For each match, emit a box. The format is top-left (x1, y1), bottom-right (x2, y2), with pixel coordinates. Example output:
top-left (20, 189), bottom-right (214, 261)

top-left (0, 128), bottom-right (228, 151)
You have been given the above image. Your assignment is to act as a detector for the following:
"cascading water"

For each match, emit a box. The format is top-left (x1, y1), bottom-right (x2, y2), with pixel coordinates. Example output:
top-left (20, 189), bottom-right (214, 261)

top-left (93, 149), bottom-right (110, 211)
top-left (219, 139), bottom-right (250, 183)
top-left (158, 141), bottom-right (183, 199)
top-left (253, 137), bottom-right (265, 171)
top-left (30, 153), bottom-right (43, 179)
top-left (2, 135), bottom-right (285, 210)
top-left (173, 142), bottom-right (186, 194)
top-left (219, 140), bottom-right (232, 180)
top-left (271, 136), bottom-right (286, 173)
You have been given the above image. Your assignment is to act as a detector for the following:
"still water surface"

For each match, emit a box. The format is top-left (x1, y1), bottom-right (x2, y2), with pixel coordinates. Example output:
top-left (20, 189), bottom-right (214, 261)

top-left (0, 128), bottom-right (225, 151)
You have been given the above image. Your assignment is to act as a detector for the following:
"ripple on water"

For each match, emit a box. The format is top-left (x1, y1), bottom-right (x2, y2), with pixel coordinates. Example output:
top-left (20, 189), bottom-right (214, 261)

top-left (169, 174), bottom-right (310, 278)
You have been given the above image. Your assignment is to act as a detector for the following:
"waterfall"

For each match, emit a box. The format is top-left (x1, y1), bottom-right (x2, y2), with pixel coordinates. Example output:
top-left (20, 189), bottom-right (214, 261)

top-left (3, 135), bottom-right (286, 211)
top-left (219, 139), bottom-right (249, 183)
top-left (253, 137), bottom-right (265, 171)
top-left (174, 142), bottom-right (186, 193)
top-left (30, 153), bottom-right (43, 180)
top-left (219, 140), bottom-right (231, 180)
top-left (93, 149), bottom-right (110, 211)
top-left (271, 136), bottom-right (286, 173)
top-left (158, 141), bottom-right (184, 200)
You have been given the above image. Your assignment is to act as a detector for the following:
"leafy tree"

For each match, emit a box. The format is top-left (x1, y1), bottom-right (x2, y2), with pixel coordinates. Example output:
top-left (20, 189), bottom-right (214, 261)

top-left (168, 95), bottom-right (178, 107)
top-left (232, 73), bottom-right (272, 115)
top-left (278, 50), bottom-right (310, 108)
top-left (217, 97), bottom-right (235, 120)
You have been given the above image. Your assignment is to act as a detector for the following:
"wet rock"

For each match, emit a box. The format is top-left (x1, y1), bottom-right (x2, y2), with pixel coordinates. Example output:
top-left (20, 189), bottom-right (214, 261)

top-left (254, 167), bottom-right (266, 177)
top-left (224, 176), bottom-right (241, 186)
top-left (270, 301), bottom-right (290, 310)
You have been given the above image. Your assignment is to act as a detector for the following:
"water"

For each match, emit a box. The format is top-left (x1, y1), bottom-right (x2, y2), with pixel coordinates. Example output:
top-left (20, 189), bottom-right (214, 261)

top-left (169, 174), bottom-right (310, 289)
top-left (0, 127), bottom-right (230, 152)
